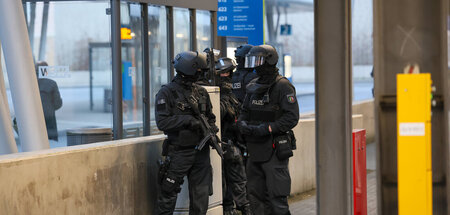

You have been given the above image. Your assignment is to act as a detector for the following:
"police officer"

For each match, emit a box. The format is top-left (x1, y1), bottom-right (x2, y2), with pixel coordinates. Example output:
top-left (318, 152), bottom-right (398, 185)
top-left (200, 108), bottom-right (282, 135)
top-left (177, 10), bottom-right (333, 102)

top-left (155, 51), bottom-right (216, 215)
top-left (216, 58), bottom-right (253, 215)
top-left (232, 44), bottom-right (258, 103)
top-left (238, 45), bottom-right (299, 215)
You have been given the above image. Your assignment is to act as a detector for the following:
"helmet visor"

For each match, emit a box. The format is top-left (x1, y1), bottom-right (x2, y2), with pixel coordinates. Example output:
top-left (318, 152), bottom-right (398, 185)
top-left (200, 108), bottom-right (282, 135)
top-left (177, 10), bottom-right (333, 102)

top-left (244, 56), bottom-right (265, 68)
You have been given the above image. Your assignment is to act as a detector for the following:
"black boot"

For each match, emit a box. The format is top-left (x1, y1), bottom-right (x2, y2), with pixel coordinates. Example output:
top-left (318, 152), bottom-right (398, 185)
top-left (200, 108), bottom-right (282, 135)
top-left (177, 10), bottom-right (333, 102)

top-left (224, 206), bottom-right (239, 215)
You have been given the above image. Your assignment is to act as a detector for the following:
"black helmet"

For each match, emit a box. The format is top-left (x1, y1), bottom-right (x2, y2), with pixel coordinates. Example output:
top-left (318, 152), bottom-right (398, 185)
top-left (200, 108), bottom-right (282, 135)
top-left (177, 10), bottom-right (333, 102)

top-left (173, 51), bottom-right (208, 76)
top-left (245, 45), bottom-right (278, 68)
top-left (235, 44), bottom-right (253, 69)
top-left (215, 57), bottom-right (236, 75)
top-left (235, 44), bottom-right (254, 58)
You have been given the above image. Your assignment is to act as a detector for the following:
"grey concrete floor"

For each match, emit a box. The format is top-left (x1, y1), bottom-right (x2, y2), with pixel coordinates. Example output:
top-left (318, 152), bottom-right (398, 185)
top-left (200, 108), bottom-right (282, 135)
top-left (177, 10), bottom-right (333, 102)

top-left (289, 142), bottom-right (377, 215)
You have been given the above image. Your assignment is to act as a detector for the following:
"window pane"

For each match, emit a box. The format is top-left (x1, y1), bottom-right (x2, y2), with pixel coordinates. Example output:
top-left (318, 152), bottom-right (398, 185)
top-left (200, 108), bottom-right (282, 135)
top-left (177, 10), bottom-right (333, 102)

top-left (352, 0), bottom-right (374, 102)
top-left (148, 5), bottom-right (168, 135)
top-left (174, 8), bottom-right (190, 55)
top-left (196, 10), bottom-right (211, 52)
top-left (20, 1), bottom-right (112, 148)
top-left (121, 2), bottom-right (144, 138)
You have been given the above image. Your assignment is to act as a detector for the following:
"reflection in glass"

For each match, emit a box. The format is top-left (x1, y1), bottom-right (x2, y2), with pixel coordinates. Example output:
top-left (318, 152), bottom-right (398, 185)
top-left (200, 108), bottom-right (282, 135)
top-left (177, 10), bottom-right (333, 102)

top-left (196, 10), bottom-right (211, 52)
top-left (174, 8), bottom-right (190, 55)
top-left (148, 5), bottom-right (168, 135)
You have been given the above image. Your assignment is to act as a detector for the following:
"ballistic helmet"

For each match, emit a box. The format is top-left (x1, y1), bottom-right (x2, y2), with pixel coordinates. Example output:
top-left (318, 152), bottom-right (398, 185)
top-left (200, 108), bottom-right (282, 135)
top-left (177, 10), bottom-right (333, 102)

top-left (173, 51), bottom-right (208, 76)
top-left (244, 45), bottom-right (278, 68)
top-left (215, 57), bottom-right (236, 75)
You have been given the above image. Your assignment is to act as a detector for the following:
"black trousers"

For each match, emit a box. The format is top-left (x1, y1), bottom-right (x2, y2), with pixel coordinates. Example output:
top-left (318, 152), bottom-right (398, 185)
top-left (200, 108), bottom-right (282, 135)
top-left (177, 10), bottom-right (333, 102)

top-left (222, 145), bottom-right (249, 210)
top-left (247, 153), bottom-right (291, 215)
top-left (156, 146), bottom-right (212, 215)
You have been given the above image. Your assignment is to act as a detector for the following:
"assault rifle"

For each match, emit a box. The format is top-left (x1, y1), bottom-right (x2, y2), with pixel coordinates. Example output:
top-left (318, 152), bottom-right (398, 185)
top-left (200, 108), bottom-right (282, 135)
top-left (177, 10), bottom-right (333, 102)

top-left (203, 48), bottom-right (220, 86)
top-left (185, 93), bottom-right (224, 159)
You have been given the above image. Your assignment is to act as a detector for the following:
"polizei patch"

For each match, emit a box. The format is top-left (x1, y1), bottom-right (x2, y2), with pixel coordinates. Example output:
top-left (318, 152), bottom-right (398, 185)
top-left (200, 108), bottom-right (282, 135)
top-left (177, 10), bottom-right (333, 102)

top-left (251, 100), bottom-right (264, 106)
top-left (286, 93), bottom-right (296, 104)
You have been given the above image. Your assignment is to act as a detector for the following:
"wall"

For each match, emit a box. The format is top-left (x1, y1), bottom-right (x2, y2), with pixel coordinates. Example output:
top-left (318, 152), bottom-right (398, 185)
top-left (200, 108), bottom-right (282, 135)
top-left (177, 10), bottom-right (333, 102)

top-left (352, 99), bottom-right (375, 143)
top-left (0, 136), bottom-right (163, 215)
top-left (0, 101), bottom-right (375, 213)
top-left (289, 114), bottom-right (363, 195)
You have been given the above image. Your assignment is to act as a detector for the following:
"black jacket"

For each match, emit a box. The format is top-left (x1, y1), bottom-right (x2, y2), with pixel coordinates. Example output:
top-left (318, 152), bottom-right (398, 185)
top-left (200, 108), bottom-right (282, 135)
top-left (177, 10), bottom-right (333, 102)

top-left (232, 68), bottom-right (258, 103)
top-left (155, 77), bottom-right (216, 146)
top-left (38, 78), bottom-right (62, 141)
top-left (239, 74), bottom-right (299, 162)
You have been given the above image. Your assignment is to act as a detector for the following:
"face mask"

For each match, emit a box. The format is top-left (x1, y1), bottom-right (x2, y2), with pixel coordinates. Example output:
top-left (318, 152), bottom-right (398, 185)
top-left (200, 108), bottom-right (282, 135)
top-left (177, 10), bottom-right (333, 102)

top-left (220, 76), bottom-right (232, 84)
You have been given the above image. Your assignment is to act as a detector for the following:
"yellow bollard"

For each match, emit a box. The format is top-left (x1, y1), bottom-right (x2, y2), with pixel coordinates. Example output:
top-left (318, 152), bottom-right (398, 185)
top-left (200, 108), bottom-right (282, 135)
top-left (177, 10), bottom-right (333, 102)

top-left (397, 73), bottom-right (432, 215)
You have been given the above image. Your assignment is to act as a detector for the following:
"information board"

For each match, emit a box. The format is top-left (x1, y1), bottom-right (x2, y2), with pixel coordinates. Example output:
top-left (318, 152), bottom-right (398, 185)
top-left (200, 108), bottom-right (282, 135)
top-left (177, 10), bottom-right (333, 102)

top-left (217, 0), bottom-right (264, 45)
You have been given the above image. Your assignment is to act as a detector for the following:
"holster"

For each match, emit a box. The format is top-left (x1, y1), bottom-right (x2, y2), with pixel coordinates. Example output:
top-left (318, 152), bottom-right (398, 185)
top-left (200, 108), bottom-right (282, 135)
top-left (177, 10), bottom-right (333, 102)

top-left (157, 157), bottom-right (171, 185)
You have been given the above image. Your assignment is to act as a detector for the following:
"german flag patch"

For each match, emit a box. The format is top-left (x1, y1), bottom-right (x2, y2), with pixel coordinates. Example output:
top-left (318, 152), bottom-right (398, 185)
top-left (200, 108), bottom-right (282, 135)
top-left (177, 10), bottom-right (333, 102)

top-left (287, 93), bottom-right (296, 104)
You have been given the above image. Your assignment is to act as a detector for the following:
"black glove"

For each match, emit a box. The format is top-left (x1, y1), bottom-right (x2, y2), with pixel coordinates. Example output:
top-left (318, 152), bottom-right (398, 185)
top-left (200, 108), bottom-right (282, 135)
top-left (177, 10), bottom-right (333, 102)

top-left (249, 124), bottom-right (270, 136)
top-left (238, 121), bottom-right (252, 135)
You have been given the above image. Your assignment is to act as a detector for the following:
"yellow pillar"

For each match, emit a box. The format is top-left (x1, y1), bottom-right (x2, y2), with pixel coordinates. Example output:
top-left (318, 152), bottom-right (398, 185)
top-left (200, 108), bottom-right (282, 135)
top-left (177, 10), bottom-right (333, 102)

top-left (397, 73), bottom-right (432, 215)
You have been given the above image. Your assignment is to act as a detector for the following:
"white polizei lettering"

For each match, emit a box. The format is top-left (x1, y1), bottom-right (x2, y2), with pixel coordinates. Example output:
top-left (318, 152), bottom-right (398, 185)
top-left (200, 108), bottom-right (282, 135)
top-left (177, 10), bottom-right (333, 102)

top-left (251, 100), bottom-right (264, 106)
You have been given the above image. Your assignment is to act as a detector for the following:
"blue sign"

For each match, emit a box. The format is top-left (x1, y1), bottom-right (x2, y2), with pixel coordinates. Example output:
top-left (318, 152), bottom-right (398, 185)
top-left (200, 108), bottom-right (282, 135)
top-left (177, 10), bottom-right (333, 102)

top-left (122, 61), bottom-right (133, 101)
top-left (217, 0), bottom-right (264, 45)
top-left (280, 24), bottom-right (292, 36)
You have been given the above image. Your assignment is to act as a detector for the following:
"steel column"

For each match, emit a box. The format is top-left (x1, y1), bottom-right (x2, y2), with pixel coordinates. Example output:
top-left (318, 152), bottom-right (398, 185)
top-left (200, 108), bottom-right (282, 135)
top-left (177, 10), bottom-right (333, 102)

top-left (38, 1), bottom-right (49, 61)
top-left (0, 0), bottom-right (49, 151)
top-left (142, 3), bottom-right (150, 136)
top-left (315, 0), bottom-right (353, 214)
top-left (166, 6), bottom-right (174, 79)
top-left (189, 9), bottom-right (197, 52)
top-left (211, 11), bottom-right (218, 49)
top-left (111, 0), bottom-right (123, 140)
top-left (373, 0), bottom-right (449, 214)
top-left (0, 43), bottom-right (18, 154)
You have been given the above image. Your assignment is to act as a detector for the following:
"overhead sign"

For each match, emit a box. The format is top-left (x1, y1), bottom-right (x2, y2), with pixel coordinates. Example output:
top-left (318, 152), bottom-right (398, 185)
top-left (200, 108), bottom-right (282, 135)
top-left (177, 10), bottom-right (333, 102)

top-left (217, 0), bottom-right (264, 45)
top-left (280, 24), bottom-right (292, 36)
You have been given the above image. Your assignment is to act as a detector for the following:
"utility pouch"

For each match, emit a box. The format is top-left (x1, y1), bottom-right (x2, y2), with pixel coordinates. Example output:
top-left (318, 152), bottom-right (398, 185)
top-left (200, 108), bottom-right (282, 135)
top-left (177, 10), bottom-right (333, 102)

top-left (274, 134), bottom-right (293, 160)
top-left (161, 139), bottom-right (170, 156)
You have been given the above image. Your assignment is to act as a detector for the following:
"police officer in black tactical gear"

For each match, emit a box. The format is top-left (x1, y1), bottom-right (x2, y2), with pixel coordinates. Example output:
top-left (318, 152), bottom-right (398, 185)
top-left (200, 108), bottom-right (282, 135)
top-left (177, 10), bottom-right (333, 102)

top-left (238, 45), bottom-right (299, 215)
top-left (155, 51), bottom-right (217, 215)
top-left (232, 44), bottom-right (258, 103)
top-left (215, 58), bottom-right (253, 215)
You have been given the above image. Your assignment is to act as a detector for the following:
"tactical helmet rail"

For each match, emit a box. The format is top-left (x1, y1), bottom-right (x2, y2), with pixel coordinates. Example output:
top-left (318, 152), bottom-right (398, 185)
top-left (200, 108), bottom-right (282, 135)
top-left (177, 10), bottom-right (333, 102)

top-left (173, 51), bottom-right (208, 76)
top-left (244, 45), bottom-right (278, 68)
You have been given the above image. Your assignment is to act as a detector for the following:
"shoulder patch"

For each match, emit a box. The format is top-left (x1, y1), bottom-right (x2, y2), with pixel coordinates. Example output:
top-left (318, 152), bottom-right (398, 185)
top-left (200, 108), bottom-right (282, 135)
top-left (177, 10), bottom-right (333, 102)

top-left (286, 93), bottom-right (296, 104)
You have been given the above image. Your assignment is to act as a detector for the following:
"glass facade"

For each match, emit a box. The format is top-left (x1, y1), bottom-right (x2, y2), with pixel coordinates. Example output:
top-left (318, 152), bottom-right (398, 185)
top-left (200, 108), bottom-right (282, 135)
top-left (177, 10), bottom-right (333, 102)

top-left (0, 1), bottom-right (216, 150)
top-left (173, 8), bottom-right (190, 56)
top-left (22, 1), bottom-right (112, 147)
top-left (120, 2), bottom-right (144, 138)
top-left (196, 10), bottom-right (212, 52)
top-left (148, 5), bottom-right (168, 135)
